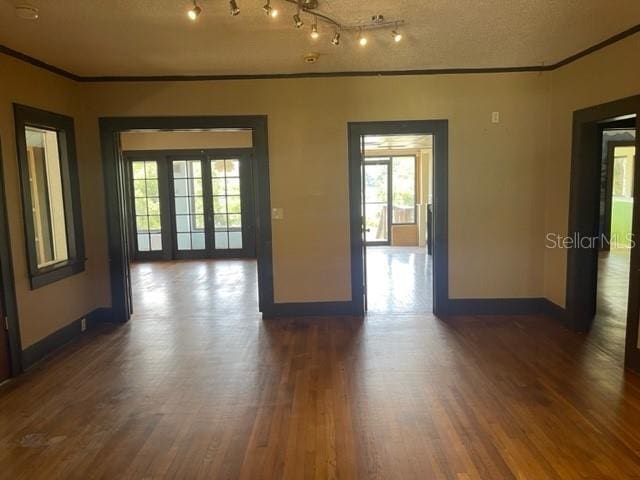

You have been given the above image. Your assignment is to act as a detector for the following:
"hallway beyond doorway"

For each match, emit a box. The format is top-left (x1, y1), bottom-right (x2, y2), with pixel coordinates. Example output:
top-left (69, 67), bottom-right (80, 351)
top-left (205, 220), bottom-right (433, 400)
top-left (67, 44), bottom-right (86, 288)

top-left (591, 249), bottom-right (630, 364)
top-left (366, 246), bottom-right (432, 314)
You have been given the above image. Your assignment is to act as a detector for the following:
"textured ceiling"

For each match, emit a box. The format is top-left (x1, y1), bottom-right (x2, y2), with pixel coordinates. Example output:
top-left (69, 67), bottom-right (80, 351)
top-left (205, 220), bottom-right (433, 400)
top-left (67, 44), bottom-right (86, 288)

top-left (0, 0), bottom-right (639, 77)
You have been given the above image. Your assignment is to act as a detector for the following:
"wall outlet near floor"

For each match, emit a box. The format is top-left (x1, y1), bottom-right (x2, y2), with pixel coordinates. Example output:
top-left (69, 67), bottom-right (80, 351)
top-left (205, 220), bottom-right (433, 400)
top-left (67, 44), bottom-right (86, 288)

top-left (80, 318), bottom-right (86, 332)
top-left (491, 111), bottom-right (500, 123)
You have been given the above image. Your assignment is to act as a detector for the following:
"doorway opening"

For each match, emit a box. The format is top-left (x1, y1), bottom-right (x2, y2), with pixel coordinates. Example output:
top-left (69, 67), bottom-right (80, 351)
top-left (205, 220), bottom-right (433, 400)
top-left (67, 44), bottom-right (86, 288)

top-left (0, 136), bottom-right (21, 379)
top-left (118, 128), bottom-right (260, 318)
top-left (348, 120), bottom-right (448, 316)
top-left (99, 116), bottom-right (274, 323)
top-left (362, 134), bottom-right (433, 313)
top-left (593, 120), bottom-right (636, 360)
top-left (566, 95), bottom-right (640, 371)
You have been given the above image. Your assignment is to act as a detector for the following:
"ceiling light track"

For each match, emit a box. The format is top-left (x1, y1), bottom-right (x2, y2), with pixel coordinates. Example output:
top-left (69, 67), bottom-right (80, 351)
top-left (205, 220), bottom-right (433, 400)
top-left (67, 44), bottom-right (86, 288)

top-left (184, 0), bottom-right (405, 48)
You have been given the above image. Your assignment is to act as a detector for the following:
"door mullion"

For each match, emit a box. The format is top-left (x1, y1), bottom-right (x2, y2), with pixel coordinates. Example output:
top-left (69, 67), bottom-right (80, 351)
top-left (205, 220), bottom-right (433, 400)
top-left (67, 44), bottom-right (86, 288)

top-left (202, 154), bottom-right (215, 256)
top-left (158, 156), bottom-right (173, 260)
top-left (168, 158), bottom-right (179, 259)
top-left (240, 153), bottom-right (253, 257)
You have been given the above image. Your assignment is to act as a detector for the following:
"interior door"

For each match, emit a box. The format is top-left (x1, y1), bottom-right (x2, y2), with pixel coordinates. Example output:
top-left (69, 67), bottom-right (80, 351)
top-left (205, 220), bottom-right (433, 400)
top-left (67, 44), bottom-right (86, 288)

top-left (209, 153), bottom-right (256, 257)
top-left (171, 156), bottom-right (209, 258)
top-left (126, 149), bottom-right (257, 261)
top-left (129, 155), bottom-right (172, 260)
top-left (363, 160), bottom-right (391, 245)
top-left (360, 135), bottom-right (368, 311)
top-left (0, 291), bottom-right (10, 382)
top-left (116, 142), bottom-right (133, 319)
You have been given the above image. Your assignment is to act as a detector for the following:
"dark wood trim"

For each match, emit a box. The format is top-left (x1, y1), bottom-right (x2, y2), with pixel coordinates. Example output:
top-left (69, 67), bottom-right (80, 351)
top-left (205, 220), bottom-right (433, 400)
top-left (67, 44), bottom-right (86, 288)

top-left (0, 137), bottom-right (23, 376)
top-left (348, 120), bottom-right (448, 317)
top-left (566, 95), bottom-right (639, 372)
top-left (1, 25), bottom-right (638, 82)
top-left (539, 299), bottom-right (569, 324)
top-left (20, 307), bottom-right (111, 370)
top-left (262, 301), bottom-right (361, 319)
top-left (13, 104), bottom-right (86, 290)
top-left (0, 45), bottom-right (81, 81)
top-left (99, 116), bottom-right (273, 322)
top-left (86, 307), bottom-right (115, 323)
top-left (29, 260), bottom-right (86, 289)
top-left (553, 24), bottom-right (640, 69)
top-left (440, 297), bottom-right (551, 317)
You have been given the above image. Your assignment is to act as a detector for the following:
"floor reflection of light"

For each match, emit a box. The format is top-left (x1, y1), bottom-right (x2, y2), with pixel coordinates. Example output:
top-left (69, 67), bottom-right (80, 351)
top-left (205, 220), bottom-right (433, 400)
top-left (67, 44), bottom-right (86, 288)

top-left (366, 246), bottom-right (432, 314)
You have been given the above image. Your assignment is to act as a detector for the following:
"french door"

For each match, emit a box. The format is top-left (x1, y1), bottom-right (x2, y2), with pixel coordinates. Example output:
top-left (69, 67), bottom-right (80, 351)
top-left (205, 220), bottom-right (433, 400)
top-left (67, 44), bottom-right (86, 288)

top-left (126, 149), bottom-right (255, 260)
top-left (363, 161), bottom-right (391, 245)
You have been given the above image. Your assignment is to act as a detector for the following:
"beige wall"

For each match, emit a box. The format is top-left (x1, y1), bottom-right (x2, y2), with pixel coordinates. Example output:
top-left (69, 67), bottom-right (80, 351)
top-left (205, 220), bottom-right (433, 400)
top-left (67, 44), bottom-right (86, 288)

top-left (2, 33), bottom-right (637, 352)
top-left (120, 129), bottom-right (253, 150)
top-left (544, 34), bottom-right (640, 307)
top-left (80, 72), bottom-right (550, 303)
top-left (0, 55), bottom-right (110, 348)
top-left (392, 225), bottom-right (418, 246)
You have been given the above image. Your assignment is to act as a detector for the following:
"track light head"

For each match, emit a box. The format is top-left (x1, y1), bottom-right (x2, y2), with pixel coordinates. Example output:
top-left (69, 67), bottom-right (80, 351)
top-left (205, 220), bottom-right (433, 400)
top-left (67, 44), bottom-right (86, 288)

top-left (187, 2), bottom-right (201, 20)
top-left (358, 30), bottom-right (368, 47)
top-left (392, 29), bottom-right (402, 42)
top-left (331, 31), bottom-right (341, 46)
top-left (293, 13), bottom-right (303, 28)
top-left (229, 0), bottom-right (240, 16)
top-left (310, 22), bottom-right (319, 39)
top-left (263, 1), bottom-right (278, 17)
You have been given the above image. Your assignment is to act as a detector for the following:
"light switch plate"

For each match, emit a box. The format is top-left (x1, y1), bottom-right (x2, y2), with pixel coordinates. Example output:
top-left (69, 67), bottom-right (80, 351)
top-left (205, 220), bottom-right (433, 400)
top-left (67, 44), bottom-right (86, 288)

top-left (491, 111), bottom-right (500, 123)
top-left (272, 208), bottom-right (284, 220)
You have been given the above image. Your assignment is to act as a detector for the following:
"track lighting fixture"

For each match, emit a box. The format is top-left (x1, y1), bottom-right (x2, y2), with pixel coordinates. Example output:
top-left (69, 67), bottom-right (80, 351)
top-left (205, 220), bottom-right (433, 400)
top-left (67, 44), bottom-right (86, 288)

top-left (187, 0), bottom-right (201, 20)
top-left (181, 1), bottom-right (405, 53)
top-left (358, 29), bottom-right (368, 47)
top-left (310, 21), bottom-right (319, 39)
top-left (263, 0), bottom-right (278, 17)
top-left (229, 0), bottom-right (240, 16)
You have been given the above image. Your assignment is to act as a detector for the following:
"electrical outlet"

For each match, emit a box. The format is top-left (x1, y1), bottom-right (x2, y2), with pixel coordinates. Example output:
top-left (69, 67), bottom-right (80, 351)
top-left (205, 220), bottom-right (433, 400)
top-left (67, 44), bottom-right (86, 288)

top-left (80, 318), bottom-right (86, 332)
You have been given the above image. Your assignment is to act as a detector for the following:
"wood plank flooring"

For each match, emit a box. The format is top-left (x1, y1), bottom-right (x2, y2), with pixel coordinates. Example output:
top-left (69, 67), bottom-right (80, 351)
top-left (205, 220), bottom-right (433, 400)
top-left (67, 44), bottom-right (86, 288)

top-left (1, 257), bottom-right (640, 478)
top-left (593, 248), bottom-right (631, 363)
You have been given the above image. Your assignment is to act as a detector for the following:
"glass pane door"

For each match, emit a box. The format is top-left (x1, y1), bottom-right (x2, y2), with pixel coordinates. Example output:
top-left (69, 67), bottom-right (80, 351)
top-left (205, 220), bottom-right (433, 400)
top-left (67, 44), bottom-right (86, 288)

top-left (172, 159), bottom-right (206, 251)
top-left (211, 159), bottom-right (243, 250)
top-left (364, 163), bottom-right (390, 244)
top-left (131, 160), bottom-right (163, 253)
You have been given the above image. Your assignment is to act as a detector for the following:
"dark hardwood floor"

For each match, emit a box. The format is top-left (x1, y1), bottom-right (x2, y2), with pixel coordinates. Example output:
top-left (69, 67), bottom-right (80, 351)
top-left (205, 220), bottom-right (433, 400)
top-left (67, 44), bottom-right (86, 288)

top-left (1, 258), bottom-right (640, 478)
top-left (592, 248), bottom-right (631, 364)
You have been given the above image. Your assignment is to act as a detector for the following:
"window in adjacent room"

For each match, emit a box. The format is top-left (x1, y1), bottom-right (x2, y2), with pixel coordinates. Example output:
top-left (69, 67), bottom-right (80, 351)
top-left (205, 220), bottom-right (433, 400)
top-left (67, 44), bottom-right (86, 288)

top-left (391, 155), bottom-right (417, 224)
top-left (14, 104), bottom-right (85, 289)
